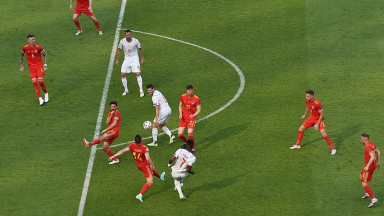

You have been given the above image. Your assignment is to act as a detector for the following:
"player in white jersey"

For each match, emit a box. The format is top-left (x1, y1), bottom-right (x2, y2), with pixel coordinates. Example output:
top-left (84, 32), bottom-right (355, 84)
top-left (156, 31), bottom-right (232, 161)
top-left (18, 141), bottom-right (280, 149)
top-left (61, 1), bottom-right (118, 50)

top-left (146, 84), bottom-right (175, 147)
top-left (168, 139), bottom-right (196, 200)
top-left (115, 29), bottom-right (145, 98)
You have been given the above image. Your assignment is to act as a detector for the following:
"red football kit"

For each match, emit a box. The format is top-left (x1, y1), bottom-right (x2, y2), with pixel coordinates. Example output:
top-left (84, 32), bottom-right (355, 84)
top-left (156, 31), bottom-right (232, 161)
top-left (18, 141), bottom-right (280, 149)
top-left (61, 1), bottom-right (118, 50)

top-left (360, 141), bottom-right (378, 183)
top-left (129, 143), bottom-right (153, 178)
top-left (302, 98), bottom-right (326, 130)
top-left (74, 0), bottom-right (94, 16)
top-left (21, 44), bottom-right (45, 79)
top-left (179, 93), bottom-right (201, 129)
top-left (105, 110), bottom-right (121, 144)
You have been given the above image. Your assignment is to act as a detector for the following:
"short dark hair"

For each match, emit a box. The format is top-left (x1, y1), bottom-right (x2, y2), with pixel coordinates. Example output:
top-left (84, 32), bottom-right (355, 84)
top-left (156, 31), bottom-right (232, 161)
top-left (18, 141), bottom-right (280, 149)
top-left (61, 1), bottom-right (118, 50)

top-left (135, 135), bottom-right (142, 144)
top-left (27, 34), bottom-right (34, 39)
top-left (361, 133), bottom-right (370, 139)
top-left (306, 90), bottom-right (314, 96)
top-left (186, 85), bottom-right (194, 90)
top-left (146, 84), bottom-right (154, 89)
top-left (110, 101), bottom-right (118, 106)
top-left (125, 29), bottom-right (132, 33)
top-left (186, 139), bottom-right (194, 149)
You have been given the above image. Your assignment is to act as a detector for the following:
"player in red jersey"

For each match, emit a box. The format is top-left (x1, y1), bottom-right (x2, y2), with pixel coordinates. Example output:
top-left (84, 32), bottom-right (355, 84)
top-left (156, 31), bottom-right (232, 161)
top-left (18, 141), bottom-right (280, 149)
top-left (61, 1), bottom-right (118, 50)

top-left (178, 85), bottom-right (201, 152)
top-left (20, 34), bottom-right (49, 106)
top-left (83, 101), bottom-right (120, 164)
top-left (360, 133), bottom-right (381, 208)
top-left (108, 135), bottom-right (165, 202)
top-left (290, 90), bottom-right (336, 155)
top-left (70, 0), bottom-right (102, 36)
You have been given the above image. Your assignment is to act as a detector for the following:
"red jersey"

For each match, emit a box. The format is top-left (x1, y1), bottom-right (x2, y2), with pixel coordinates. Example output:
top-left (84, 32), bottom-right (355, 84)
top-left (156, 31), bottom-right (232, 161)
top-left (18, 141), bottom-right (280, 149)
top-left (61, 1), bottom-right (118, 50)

top-left (305, 98), bottom-right (323, 119)
top-left (129, 143), bottom-right (149, 167)
top-left (107, 110), bottom-right (121, 132)
top-left (76, 0), bottom-right (89, 8)
top-left (364, 141), bottom-right (378, 169)
top-left (21, 44), bottom-right (44, 68)
top-left (180, 94), bottom-right (201, 118)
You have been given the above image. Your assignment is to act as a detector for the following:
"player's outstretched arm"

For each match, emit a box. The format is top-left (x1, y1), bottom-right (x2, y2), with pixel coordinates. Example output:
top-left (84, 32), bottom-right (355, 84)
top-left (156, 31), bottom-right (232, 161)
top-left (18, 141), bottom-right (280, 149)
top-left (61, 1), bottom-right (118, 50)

top-left (20, 52), bottom-right (25, 72)
top-left (145, 152), bottom-right (155, 170)
top-left (179, 101), bottom-right (183, 119)
top-left (42, 49), bottom-right (48, 71)
top-left (377, 149), bottom-right (381, 169)
top-left (301, 107), bottom-right (309, 119)
top-left (108, 146), bottom-right (130, 161)
top-left (168, 155), bottom-right (176, 167)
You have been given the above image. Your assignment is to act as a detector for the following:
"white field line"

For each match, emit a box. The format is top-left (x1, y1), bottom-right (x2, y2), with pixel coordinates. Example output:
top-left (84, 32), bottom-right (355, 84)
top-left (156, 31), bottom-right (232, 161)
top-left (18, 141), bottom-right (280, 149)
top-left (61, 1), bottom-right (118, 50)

top-left (77, 0), bottom-right (127, 215)
top-left (98, 30), bottom-right (246, 150)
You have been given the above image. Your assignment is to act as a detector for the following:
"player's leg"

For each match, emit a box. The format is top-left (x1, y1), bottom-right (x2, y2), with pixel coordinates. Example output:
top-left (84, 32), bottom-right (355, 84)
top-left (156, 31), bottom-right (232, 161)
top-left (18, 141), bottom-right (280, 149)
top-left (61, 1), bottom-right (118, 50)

top-left (136, 167), bottom-right (154, 202)
top-left (72, 13), bottom-right (82, 35)
top-left (134, 72), bottom-right (144, 97)
top-left (103, 141), bottom-right (119, 164)
top-left (89, 14), bottom-right (102, 33)
top-left (361, 171), bottom-right (378, 207)
top-left (174, 179), bottom-right (186, 200)
top-left (159, 111), bottom-right (175, 145)
top-left (290, 118), bottom-right (312, 149)
top-left (83, 132), bottom-right (108, 148)
top-left (178, 119), bottom-right (188, 144)
top-left (121, 64), bottom-right (130, 95)
top-left (148, 120), bottom-right (159, 146)
top-left (319, 121), bottom-right (336, 154)
top-left (30, 73), bottom-right (44, 105)
top-left (37, 68), bottom-right (48, 102)
top-left (188, 128), bottom-right (195, 150)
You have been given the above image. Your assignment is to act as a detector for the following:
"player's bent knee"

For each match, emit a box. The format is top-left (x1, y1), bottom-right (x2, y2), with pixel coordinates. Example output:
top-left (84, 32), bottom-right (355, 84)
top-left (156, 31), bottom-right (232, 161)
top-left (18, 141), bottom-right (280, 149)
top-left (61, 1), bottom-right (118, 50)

top-left (178, 134), bottom-right (184, 138)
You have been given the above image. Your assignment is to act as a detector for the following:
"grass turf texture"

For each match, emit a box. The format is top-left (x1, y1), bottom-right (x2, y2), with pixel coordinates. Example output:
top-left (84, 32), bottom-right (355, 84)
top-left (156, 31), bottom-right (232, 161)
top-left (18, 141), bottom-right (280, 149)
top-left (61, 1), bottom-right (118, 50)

top-left (1, 0), bottom-right (384, 215)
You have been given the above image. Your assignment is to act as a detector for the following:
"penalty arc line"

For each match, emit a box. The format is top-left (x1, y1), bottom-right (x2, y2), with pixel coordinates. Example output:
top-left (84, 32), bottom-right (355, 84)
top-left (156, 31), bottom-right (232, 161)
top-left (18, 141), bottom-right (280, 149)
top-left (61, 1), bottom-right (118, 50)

top-left (77, 0), bottom-right (127, 215)
top-left (97, 30), bottom-right (246, 150)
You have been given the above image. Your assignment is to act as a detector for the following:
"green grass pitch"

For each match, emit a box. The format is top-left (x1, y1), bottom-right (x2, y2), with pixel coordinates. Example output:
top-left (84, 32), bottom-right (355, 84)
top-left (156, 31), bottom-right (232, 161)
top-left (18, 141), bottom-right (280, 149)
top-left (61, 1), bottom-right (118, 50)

top-left (1, 0), bottom-right (384, 215)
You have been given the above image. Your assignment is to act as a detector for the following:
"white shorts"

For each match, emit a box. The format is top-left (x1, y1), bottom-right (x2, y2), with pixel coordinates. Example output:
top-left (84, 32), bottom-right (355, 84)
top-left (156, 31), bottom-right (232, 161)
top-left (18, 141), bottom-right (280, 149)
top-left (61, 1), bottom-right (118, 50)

top-left (121, 60), bottom-right (141, 73)
top-left (171, 167), bottom-right (188, 180)
top-left (154, 108), bottom-right (171, 124)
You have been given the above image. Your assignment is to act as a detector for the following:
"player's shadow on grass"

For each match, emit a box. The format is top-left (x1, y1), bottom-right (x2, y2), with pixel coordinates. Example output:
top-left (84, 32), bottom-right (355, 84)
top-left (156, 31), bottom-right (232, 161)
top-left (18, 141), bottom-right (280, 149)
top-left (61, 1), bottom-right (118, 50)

top-left (301, 124), bottom-right (361, 150)
top-left (186, 173), bottom-right (244, 197)
top-left (197, 123), bottom-right (250, 153)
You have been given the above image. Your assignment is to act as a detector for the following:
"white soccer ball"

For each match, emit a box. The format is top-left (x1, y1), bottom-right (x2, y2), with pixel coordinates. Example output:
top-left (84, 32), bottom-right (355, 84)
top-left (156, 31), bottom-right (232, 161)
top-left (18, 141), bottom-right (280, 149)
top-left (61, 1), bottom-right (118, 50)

top-left (143, 121), bottom-right (152, 130)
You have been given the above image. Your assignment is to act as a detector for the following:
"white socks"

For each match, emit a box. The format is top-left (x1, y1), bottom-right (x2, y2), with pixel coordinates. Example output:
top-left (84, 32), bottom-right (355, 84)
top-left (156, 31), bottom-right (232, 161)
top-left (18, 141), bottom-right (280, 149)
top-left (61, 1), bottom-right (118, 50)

top-left (152, 128), bottom-right (158, 143)
top-left (136, 75), bottom-right (143, 93)
top-left (121, 77), bottom-right (128, 92)
top-left (162, 126), bottom-right (172, 137)
top-left (174, 180), bottom-right (183, 196)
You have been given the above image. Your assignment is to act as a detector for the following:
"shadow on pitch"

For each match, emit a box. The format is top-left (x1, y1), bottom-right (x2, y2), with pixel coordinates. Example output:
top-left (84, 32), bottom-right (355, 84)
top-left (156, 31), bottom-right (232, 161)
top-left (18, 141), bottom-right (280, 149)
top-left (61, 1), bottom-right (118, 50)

top-left (301, 124), bottom-right (361, 150)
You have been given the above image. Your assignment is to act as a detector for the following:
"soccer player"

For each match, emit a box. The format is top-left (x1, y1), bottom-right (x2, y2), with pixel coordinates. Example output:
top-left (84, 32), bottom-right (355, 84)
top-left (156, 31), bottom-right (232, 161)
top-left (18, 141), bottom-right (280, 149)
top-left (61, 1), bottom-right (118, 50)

top-left (108, 135), bottom-right (165, 202)
top-left (146, 84), bottom-right (175, 147)
top-left (178, 85), bottom-right (201, 152)
top-left (290, 90), bottom-right (336, 155)
top-left (20, 34), bottom-right (49, 106)
top-left (83, 101), bottom-right (120, 164)
top-left (168, 139), bottom-right (196, 200)
top-left (70, 0), bottom-right (103, 36)
top-left (360, 133), bottom-right (381, 208)
top-left (115, 30), bottom-right (145, 98)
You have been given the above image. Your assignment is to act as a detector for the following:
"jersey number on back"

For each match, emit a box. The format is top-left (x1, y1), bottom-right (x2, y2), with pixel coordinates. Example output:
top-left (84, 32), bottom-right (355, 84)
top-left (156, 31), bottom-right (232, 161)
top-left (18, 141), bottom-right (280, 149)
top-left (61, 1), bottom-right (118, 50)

top-left (180, 158), bottom-right (186, 168)
top-left (133, 152), bottom-right (142, 162)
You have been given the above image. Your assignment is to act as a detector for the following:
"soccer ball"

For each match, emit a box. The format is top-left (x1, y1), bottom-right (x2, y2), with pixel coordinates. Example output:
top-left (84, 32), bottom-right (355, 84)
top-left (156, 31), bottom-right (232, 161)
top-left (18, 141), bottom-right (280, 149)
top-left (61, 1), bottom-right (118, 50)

top-left (143, 121), bottom-right (152, 130)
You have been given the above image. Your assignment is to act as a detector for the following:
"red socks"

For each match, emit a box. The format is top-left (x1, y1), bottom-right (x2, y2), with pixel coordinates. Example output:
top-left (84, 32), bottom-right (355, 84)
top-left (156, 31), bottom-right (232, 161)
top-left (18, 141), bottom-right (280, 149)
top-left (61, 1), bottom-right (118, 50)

top-left (92, 20), bottom-right (101, 31)
top-left (104, 149), bottom-right (116, 161)
top-left (364, 185), bottom-right (375, 199)
top-left (178, 134), bottom-right (187, 143)
top-left (74, 20), bottom-right (81, 30)
top-left (140, 182), bottom-right (152, 195)
top-left (89, 138), bottom-right (102, 146)
top-left (296, 131), bottom-right (304, 145)
top-left (152, 170), bottom-right (161, 178)
top-left (38, 80), bottom-right (47, 94)
top-left (323, 135), bottom-right (335, 150)
top-left (188, 133), bottom-right (195, 148)
top-left (32, 81), bottom-right (41, 98)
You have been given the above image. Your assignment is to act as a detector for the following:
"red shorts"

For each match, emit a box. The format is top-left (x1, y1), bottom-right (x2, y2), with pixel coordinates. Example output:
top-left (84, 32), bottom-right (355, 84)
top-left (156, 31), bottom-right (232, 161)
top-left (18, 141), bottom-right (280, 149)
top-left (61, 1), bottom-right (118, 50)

top-left (138, 164), bottom-right (153, 178)
top-left (179, 117), bottom-right (196, 129)
top-left (29, 66), bottom-right (45, 79)
top-left (104, 130), bottom-right (119, 144)
top-left (302, 116), bottom-right (326, 130)
top-left (360, 169), bottom-right (375, 183)
top-left (74, 7), bottom-right (94, 17)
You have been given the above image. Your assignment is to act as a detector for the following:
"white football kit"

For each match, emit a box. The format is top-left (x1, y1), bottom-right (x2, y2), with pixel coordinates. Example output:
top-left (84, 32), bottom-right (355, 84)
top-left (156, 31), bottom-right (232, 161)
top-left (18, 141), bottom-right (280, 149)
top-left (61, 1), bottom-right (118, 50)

top-left (152, 90), bottom-right (172, 124)
top-left (171, 149), bottom-right (196, 180)
top-left (118, 37), bottom-right (141, 73)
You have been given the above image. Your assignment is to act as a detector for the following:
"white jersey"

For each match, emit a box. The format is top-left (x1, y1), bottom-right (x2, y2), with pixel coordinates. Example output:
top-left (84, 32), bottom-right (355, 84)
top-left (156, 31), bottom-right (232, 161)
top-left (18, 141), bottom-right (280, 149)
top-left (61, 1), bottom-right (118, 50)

top-left (118, 37), bottom-right (141, 65)
top-left (152, 90), bottom-right (171, 112)
top-left (172, 149), bottom-right (196, 172)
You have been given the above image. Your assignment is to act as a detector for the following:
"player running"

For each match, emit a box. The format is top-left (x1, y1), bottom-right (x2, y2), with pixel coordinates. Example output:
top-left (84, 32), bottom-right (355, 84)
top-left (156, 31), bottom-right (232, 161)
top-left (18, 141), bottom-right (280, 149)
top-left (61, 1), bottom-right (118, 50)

top-left (70, 0), bottom-right (103, 35)
top-left (178, 85), bottom-right (201, 152)
top-left (290, 90), bottom-right (336, 155)
top-left (168, 139), bottom-right (196, 200)
top-left (146, 84), bottom-right (175, 147)
top-left (20, 34), bottom-right (49, 106)
top-left (360, 133), bottom-right (381, 208)
top-left (83, 101), bottom-right (120, 164)
top-left (115, 30), bottom-right (145, 97)
top-left (108, 135), bottom-right (165, 202)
